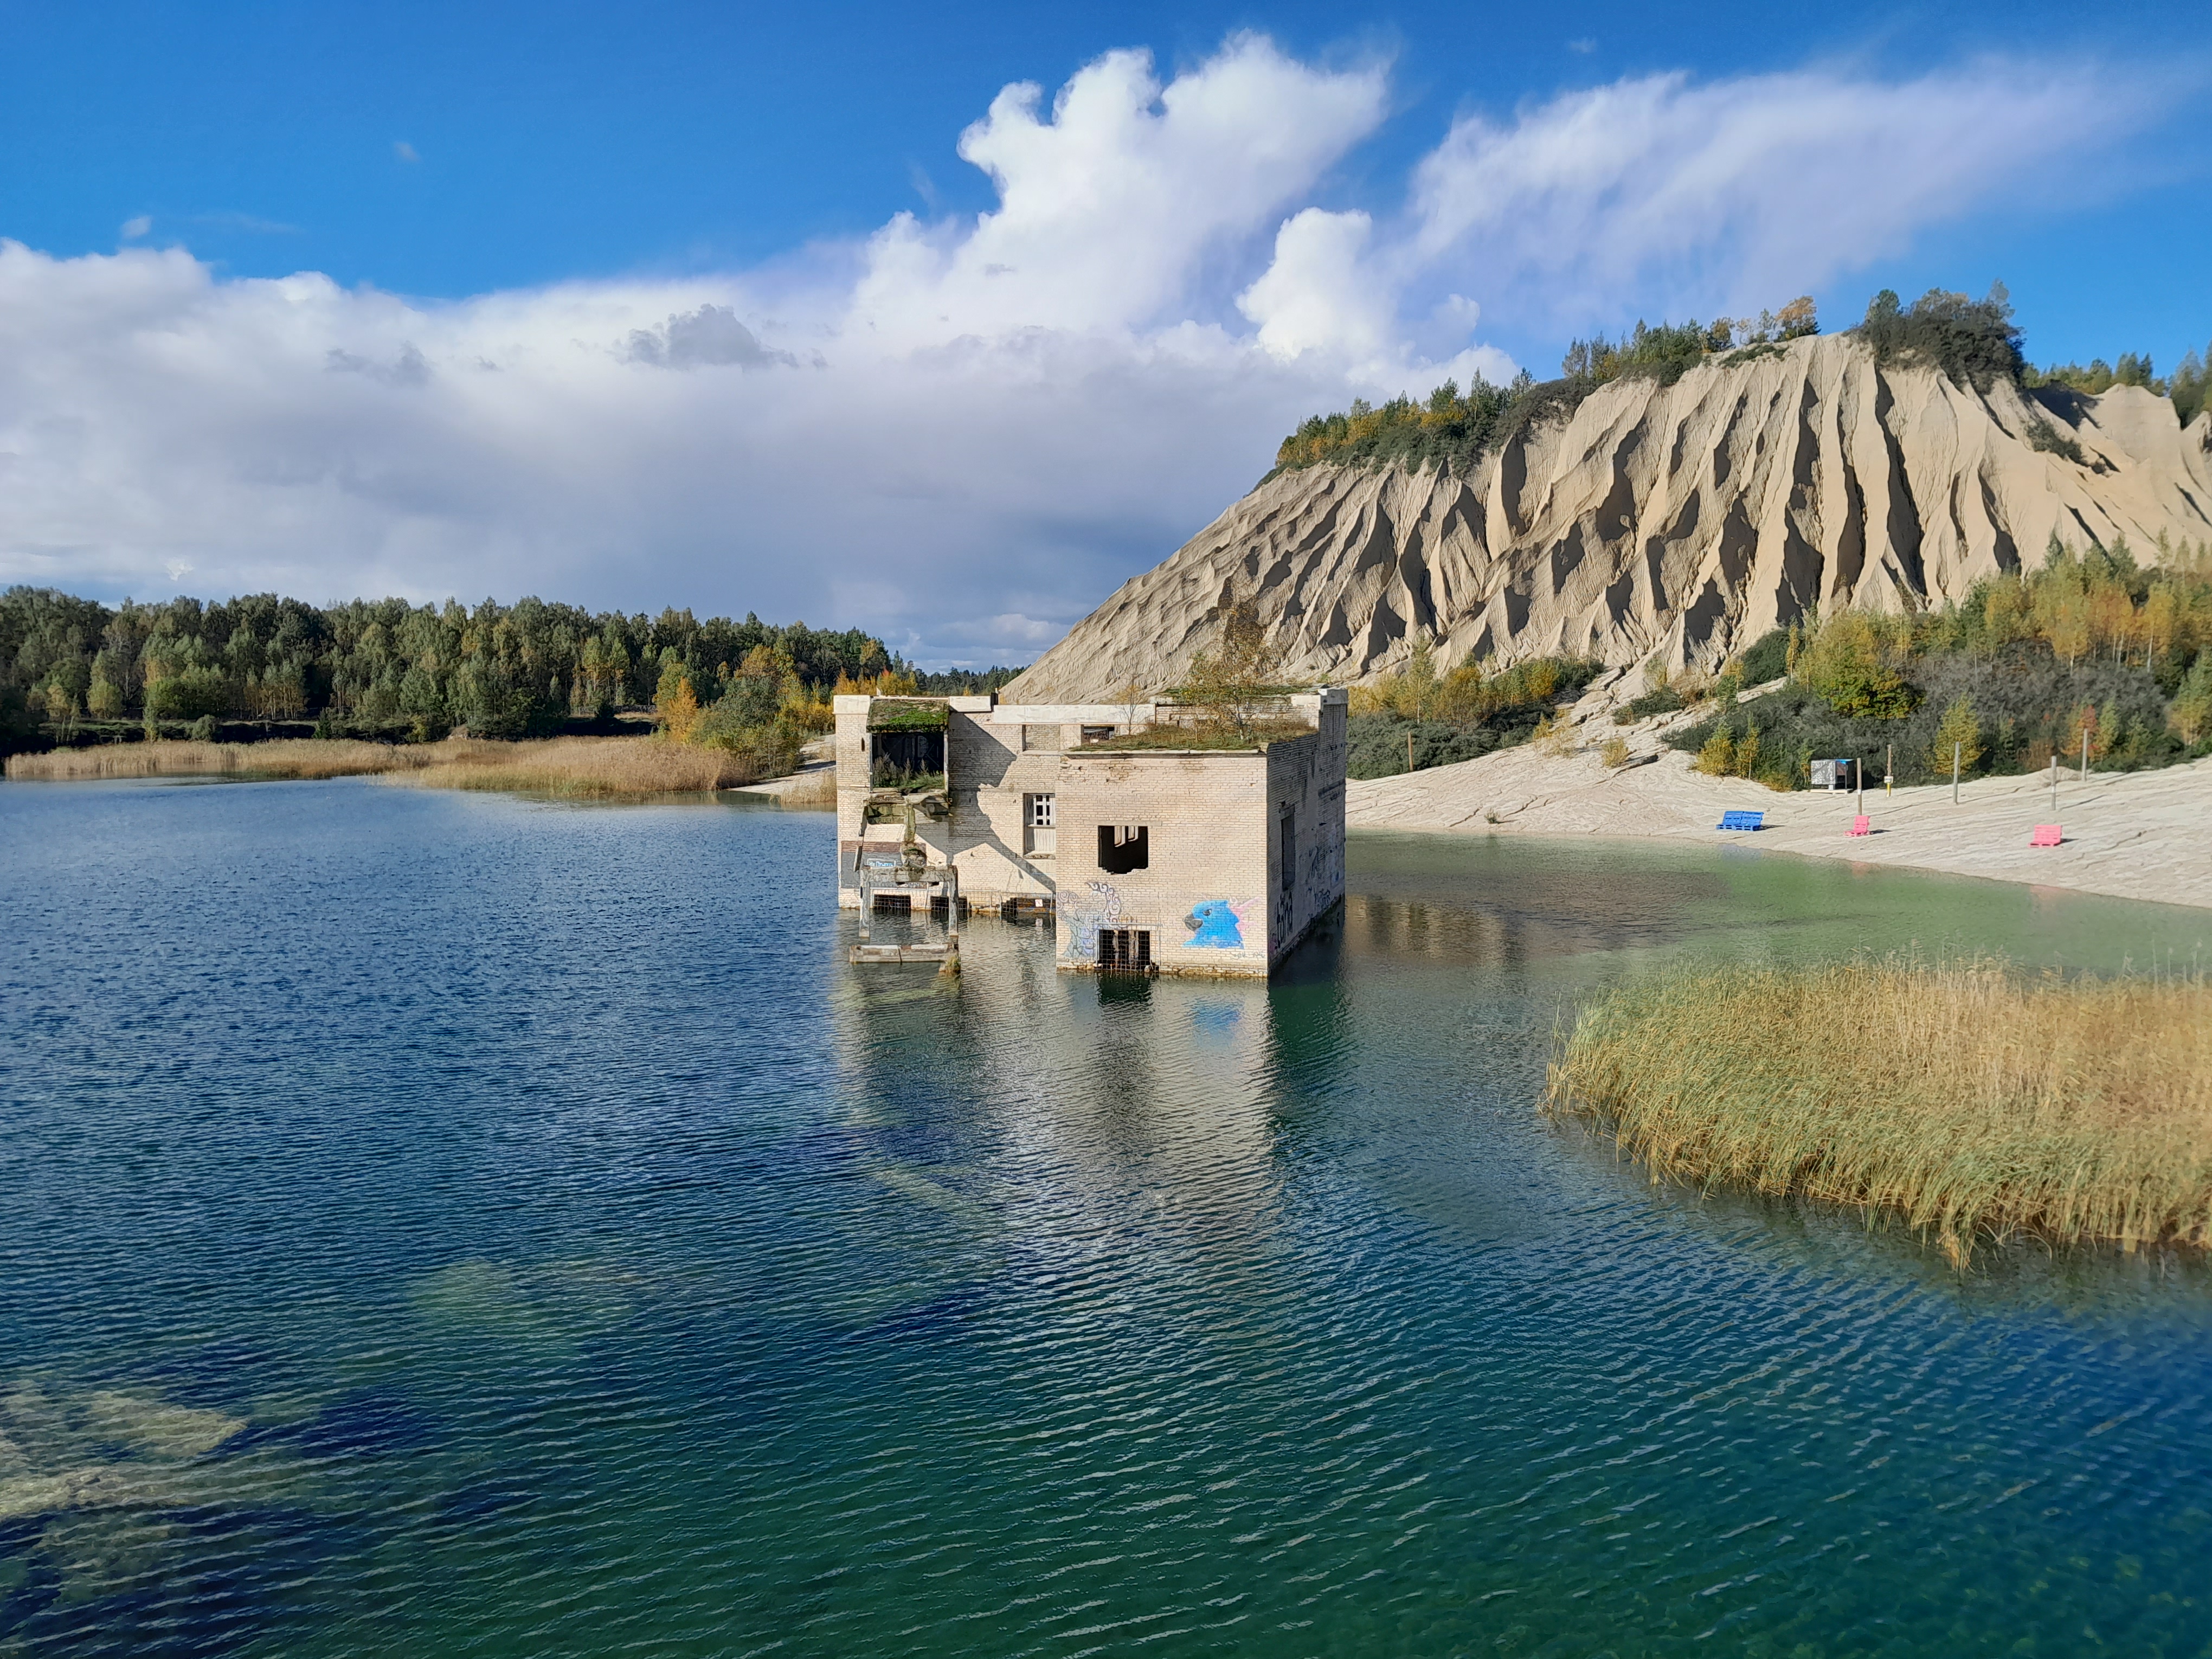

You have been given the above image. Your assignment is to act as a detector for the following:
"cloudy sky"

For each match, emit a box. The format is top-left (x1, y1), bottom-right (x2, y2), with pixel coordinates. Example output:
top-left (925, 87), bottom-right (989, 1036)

top-left (2, 0), bottom-right (2207, 666)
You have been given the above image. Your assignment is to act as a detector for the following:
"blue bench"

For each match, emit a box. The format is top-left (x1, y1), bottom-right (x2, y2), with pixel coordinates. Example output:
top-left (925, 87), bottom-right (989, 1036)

top-left (1717, 810), bottom-right (1765, 832)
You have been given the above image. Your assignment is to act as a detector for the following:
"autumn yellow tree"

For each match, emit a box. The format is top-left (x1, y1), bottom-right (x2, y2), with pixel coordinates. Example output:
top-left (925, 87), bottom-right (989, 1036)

top-left (1694, 725), bottom-right (1736, 776)
top-left (1180, 597), bottom-right (1289, 738)
top-left (655, 666), bottom-right (702, 744)
top-left (1928, 697), bottom-right (1983, 774)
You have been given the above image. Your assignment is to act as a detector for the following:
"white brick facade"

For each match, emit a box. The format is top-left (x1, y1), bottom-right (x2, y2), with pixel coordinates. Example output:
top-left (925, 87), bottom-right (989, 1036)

top-left (834, 690), bottom-right (1347, 978)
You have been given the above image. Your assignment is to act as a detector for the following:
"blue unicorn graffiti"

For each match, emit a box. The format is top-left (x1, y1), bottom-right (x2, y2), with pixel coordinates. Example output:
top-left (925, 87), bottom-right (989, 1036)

top-left (1183, 899), bottom-right (1244, 949)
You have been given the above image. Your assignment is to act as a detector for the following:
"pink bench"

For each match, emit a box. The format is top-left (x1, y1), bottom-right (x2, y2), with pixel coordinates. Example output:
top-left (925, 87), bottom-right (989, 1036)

top-left (1849, 815), bottom-right (1870, 837)
top-left (2030, 824), bottom-right (2063, 847)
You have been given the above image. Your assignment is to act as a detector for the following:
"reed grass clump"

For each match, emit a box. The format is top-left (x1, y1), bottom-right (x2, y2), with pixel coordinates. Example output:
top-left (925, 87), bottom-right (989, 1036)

top-left (1543, 957), bottom-right (2212, 1263)
top-left (388, 737), bottom-right (753, 797)
top-left (7, 740), bottom-right (415, 782)
top-left (7, 736), bottom-right (768, 796)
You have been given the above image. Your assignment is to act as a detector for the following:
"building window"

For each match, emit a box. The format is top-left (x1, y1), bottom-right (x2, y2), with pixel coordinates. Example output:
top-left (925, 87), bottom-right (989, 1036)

top-left (1098, 928), bottom-right (1152, 970)
top-left (1080, 724), bottom-right (1115, 743)
top-left (1097, 825), bottom-right (1149, 874)
top-left (1279, 806), bottom-right (1296, 898)
top-left (1027, 794), bottom-right (1056, 828)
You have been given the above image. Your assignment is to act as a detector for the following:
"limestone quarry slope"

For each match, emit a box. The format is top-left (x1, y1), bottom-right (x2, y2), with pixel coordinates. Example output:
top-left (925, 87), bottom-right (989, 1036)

top-left (1003, 333), bottom-right (2212, 703)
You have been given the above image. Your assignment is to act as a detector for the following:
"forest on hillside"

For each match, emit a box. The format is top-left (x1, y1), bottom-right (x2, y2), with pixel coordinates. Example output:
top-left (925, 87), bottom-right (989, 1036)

top-left (1345, 534), bottom-right (2212, 787)
top-left (1272, 286), bottom-right (2210, 478)
top-left (1664, 537), bottom-right (2212, 788)
top-left (0, 587), bottom-right (898, 754)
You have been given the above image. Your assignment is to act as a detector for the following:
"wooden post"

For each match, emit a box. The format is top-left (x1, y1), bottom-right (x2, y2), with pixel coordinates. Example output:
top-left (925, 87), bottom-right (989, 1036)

top-left (2081, 726), bottom-right (2090, 782)
top-left (1855, 756), bottom-right (1862, 815)
top-left (1407, 730), bottom-right (1416, 775)
top-left (1952, 741), bottom-right (1960, 804)
top-left (2050, 751), bottom-right (2057, 811)
top-left (1885, 742), bottom-right (1893, 799)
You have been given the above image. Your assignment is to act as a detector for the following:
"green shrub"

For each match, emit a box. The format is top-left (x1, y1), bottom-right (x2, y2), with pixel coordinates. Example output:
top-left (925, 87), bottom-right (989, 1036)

top-left (1613, 685), bottom-right (1686, 724)
top-left (1345, 654), bottom-right (1599, 777)
top-left (1857, 284), bottom-right (2022, 392)
top-left (1669, 643), bottom-right (2178, 787)
top-left (143, 665), bottom-right (233, 721)
top-left (1734, 629), bottom-right (1789, 684)
top-left (2024, 415), bottom-right (2086, 465)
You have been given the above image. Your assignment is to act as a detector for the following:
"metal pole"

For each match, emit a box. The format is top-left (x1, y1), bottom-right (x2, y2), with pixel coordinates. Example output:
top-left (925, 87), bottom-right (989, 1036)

top-left (2050, 751), bottom-right (2057, 812)
top-left (1952, 742), bottom-right (1960, 805)
top-left (1885, 743), bottom-right (1893, 800)
top-left (2081, 727), bottom-right (2090, 782)
top-left (1855, 757), bottom-right (1862, 815)
top-left (1407, 730), bottom-right (1416, 775)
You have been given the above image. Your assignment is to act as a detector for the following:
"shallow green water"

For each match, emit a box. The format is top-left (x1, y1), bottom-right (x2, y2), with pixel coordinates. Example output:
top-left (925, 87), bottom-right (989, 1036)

top-left (3, 781), bottom-right (2210, 1656)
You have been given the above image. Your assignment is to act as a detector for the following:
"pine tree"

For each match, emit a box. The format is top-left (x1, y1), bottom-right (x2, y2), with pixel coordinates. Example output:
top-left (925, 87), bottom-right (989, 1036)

top-left (1695, 725), bottom-right (1736, 776)
top-left (2170, 656), bottom-right (2212, 745)
top-left (655, 670), bottom-right (702, 744)
top-left (1928, 697), bottom-right (1983, 775)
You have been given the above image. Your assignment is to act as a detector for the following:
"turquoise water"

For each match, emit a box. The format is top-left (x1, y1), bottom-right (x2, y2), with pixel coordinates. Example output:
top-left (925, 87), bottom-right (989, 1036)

top-left (4, 779), bottom-right (2211, 1657)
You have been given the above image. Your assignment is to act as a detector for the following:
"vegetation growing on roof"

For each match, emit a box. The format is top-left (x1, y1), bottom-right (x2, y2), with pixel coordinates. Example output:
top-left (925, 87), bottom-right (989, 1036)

top-left (865, 699), bottom-right (950, 732)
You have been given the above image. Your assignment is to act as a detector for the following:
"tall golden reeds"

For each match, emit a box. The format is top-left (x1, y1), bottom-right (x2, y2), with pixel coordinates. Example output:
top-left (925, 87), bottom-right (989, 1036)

top-left (385, 736), bottom-right (753, 797)
top-left (6, 740), bottom-right (415, 782)
top-left (1544, 957), bottom-right (2212, 1263)
top-left (5, 736), bottom-right (768, 797)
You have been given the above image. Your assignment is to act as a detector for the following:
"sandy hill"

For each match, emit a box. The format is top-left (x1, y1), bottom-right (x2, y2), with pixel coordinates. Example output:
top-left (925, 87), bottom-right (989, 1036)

top-left (1004, 333), bottom-right (2212, 703)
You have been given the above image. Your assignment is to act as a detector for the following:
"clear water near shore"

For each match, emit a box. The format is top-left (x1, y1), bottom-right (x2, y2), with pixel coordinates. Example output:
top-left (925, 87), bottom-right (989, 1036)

top-left (3, 779), bottom-right (2210, 1656)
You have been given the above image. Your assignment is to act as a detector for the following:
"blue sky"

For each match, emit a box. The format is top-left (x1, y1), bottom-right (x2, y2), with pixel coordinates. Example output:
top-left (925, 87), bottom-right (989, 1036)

top-left (2, 0), bottom-right (2208, 661)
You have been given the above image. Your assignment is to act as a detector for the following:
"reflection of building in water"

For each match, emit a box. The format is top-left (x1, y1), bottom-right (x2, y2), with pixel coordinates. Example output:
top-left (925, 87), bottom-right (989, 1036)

top-left (1342, 893), bottom-right (1662, 967)
top-left (828, 921), bottom-right (1290, 1281)
top-left (834, 690), bottom-right (1346, 978)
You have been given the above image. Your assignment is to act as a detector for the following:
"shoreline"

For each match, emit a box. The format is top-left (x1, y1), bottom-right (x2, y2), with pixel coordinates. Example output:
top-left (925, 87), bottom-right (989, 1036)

top-left (1347, 723), bottom-right (2212, 913)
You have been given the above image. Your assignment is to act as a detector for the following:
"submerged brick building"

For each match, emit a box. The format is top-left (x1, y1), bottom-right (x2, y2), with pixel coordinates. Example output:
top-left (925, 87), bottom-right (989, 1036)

top-left (832, 689), bottom-right (1347, 976)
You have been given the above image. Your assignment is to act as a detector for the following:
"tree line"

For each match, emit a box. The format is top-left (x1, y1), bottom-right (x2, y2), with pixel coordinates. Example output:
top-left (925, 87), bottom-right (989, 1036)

top-left (1271, 295), bottom-right (1823, 476)
top-left (0, 586), bottom-right (898, 750)
top-left (1273, 284), bottom-right (2207, 478)
top-left (1673, 535), bottom-right (2212, 789)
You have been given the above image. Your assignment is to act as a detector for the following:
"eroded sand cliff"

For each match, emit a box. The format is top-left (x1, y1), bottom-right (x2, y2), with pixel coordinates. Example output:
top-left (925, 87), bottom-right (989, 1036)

top-left (1005, 334), bottom-right (2212, 703)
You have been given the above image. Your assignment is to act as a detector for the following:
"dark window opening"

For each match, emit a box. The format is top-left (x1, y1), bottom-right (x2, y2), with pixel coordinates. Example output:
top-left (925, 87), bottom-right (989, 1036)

top-left (1278, 807), bottom-right (1296, 898)
top-left (872, 730), bottom-right (944, 787)
top-left (1096, 825), bottom-right (1149, 874)
top-left (1080, 724), bottom-right (1115, 743)
top-left (870, 893), bottom-right (912, 912)
top-left (1098, 928), bottom-right (1153, 971)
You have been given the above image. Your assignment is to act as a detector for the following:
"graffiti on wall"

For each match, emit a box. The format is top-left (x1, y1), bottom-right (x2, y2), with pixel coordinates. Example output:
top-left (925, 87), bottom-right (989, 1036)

top-left (1182, 899), bottom-right (1253, 949)
top-left (1059, 880), bottom-right (1122, 959)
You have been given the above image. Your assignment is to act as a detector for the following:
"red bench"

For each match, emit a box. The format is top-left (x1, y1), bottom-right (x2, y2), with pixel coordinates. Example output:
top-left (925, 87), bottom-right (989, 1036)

top-left (1849, 815), bottom-right (1870, 837)
top-left (2030, 824), bottom-right (2063, 847)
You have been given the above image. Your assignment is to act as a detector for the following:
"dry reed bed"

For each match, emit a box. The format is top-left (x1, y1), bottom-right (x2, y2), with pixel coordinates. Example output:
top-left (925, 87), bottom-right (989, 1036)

top-left (1544, 958), bottom-right (2212, 1262)
top-left (7, 737), bottom-right (761, 796)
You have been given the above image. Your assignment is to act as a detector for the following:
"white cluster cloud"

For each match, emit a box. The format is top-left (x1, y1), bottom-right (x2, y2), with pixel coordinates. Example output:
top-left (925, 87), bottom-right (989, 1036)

top-left (0, 36), bottom-right (2162, 664)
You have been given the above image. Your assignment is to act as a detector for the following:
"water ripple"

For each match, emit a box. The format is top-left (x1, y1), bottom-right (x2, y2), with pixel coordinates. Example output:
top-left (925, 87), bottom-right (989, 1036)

top-left (2, 782), bottom-right (2210, 1654)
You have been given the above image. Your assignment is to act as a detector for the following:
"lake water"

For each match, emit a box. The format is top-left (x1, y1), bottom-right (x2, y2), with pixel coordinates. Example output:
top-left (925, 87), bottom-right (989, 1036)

top-left (4, 777), bottom-right (2211, 1657)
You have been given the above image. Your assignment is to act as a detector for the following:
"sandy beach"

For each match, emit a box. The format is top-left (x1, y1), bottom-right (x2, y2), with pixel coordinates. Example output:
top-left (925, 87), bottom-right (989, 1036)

top-left (1347, 681), bottom-right (2212, 911)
